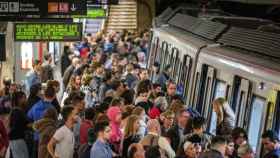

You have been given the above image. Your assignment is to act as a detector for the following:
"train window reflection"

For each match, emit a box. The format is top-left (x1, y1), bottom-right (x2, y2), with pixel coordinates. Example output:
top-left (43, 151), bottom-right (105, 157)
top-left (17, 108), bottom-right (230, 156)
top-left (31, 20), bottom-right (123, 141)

top-left (248, 96), bottom-right (266, 152)
top-left (209, 80), bottom-right (227, 135)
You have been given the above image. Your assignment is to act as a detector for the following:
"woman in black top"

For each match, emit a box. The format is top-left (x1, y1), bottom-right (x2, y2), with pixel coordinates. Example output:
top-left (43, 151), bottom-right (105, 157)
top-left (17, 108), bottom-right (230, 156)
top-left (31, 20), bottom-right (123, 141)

top-left (9, 91), bottom-right (30, 158)
top-left (122, 115), bottom-right (141, 158)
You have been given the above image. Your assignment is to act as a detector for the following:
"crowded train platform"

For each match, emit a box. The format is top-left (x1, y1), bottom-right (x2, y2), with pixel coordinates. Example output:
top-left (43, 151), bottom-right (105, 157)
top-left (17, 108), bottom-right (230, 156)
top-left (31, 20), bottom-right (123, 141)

top-left (0, 0), bottom-right (280, 158)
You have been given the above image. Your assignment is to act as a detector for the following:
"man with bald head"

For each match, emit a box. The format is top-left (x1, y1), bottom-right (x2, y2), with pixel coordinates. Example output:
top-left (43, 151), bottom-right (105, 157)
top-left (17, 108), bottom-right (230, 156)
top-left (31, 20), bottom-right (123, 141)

top-left (140, 119), bottom-right (175, 158)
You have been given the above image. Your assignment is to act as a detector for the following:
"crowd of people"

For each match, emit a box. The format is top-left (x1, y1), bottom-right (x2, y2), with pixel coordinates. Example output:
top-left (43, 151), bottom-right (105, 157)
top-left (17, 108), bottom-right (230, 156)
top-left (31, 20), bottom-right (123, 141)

top-left (0, 29), bottom-right (279, 158)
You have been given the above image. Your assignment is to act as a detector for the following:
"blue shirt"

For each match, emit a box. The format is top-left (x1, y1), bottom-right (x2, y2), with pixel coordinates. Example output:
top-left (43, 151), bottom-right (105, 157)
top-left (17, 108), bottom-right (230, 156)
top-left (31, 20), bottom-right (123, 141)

top-left (27, 99), bottom-right (54, 140)
top-left (90, 139), bottom-right (113, 158)
top-left (264, 149), bottom-right (280, 158)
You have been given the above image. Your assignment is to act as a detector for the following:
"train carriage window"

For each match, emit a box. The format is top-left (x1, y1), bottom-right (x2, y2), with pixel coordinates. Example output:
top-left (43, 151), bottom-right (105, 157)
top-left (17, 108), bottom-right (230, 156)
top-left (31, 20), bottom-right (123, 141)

top-left (209, 80), bottom-right (228, 135)
top-left (248, 96), bottom-right (266, 152)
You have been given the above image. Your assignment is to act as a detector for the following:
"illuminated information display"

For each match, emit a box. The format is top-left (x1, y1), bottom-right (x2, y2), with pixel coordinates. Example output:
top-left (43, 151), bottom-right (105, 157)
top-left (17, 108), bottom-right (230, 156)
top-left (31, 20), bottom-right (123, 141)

top-left (14, 23), bottom-right (82, 41)
top-left (72, 8), bottom-right (106, 18)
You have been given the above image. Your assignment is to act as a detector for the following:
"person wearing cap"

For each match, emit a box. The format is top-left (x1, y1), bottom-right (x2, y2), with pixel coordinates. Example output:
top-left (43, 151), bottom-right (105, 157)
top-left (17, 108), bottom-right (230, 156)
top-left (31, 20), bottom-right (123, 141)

top-left (237, 143), bottom-right (254, 158)
top-left (261, 130), bottom-right (280, 158)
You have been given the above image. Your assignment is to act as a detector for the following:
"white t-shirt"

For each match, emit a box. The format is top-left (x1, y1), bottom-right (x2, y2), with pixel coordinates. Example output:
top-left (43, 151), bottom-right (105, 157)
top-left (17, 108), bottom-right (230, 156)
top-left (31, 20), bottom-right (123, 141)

top-left (53, 125), bottom-right (75, 158)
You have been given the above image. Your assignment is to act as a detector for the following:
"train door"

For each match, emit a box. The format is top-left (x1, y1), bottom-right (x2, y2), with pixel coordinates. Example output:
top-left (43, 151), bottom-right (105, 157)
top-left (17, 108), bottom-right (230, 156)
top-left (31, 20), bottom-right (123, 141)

top-left (237, 79), bottom-right (273, 154)
top-left (194, 64), bottom-right (216, 117)
top-left (247, 95), bottom-right (267, 153)
top-left (231, 76), bottom-right (251, 127)
top-left (208, 72), bottom-right (233, 135)
top-left (208, 79), bottom-right (228, 134)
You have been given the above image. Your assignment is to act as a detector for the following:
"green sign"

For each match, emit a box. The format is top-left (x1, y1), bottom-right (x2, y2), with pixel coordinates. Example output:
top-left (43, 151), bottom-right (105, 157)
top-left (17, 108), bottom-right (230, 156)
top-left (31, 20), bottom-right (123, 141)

top-left (72, 8), bottom-right (106, 18)
top-left (14, 23), bottom-right (82, 41)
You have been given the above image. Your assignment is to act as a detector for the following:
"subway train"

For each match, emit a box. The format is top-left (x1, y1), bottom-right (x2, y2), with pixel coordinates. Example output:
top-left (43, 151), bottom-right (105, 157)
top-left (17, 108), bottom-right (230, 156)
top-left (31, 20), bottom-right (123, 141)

top-left (147, 7), bottom-right (280, 157)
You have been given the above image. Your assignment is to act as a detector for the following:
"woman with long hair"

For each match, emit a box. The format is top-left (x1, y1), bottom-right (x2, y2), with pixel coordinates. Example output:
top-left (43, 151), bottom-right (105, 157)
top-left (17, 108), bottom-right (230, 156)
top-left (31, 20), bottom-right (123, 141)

top-left (67, 74), bottom-right (82, 92)
top-left (121, 114), bottom-right (141, 158)
top-left (212, 97), bottom-right (236, 136)
top-left (61, 74), bottom-right (82, 107)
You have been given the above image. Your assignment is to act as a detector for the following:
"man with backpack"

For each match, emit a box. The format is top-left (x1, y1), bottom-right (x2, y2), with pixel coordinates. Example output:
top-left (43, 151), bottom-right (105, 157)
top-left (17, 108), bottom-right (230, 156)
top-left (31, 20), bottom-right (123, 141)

top-left (140, 119), bottom-right (175, 158)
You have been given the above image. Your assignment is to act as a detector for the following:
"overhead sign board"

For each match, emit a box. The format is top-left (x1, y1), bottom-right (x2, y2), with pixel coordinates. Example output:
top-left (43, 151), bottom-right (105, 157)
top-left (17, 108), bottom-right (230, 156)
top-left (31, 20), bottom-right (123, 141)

top-left (14, 22), bottom-right (82, 41)
top-left (0, 0), bottom-right (87, 19)
top-left (0, 0), bottom-right (42, 15)
top-left (47, 0), bottom-right (87, 15)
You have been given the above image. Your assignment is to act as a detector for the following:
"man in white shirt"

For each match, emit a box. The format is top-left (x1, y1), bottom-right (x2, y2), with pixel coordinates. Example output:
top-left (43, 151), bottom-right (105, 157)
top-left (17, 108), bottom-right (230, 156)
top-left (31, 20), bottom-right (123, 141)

top-left (48, 106), bottom-right (78, 158)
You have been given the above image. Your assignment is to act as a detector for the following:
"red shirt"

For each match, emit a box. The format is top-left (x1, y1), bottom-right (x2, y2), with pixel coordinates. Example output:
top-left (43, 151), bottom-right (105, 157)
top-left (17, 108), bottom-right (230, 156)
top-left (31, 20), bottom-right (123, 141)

top-left (79, 120), bottom-right (93, 145)
top-left (0, 119), bottom-right (8, 151)
top-left (148, 106), bottom-right (161, 119)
